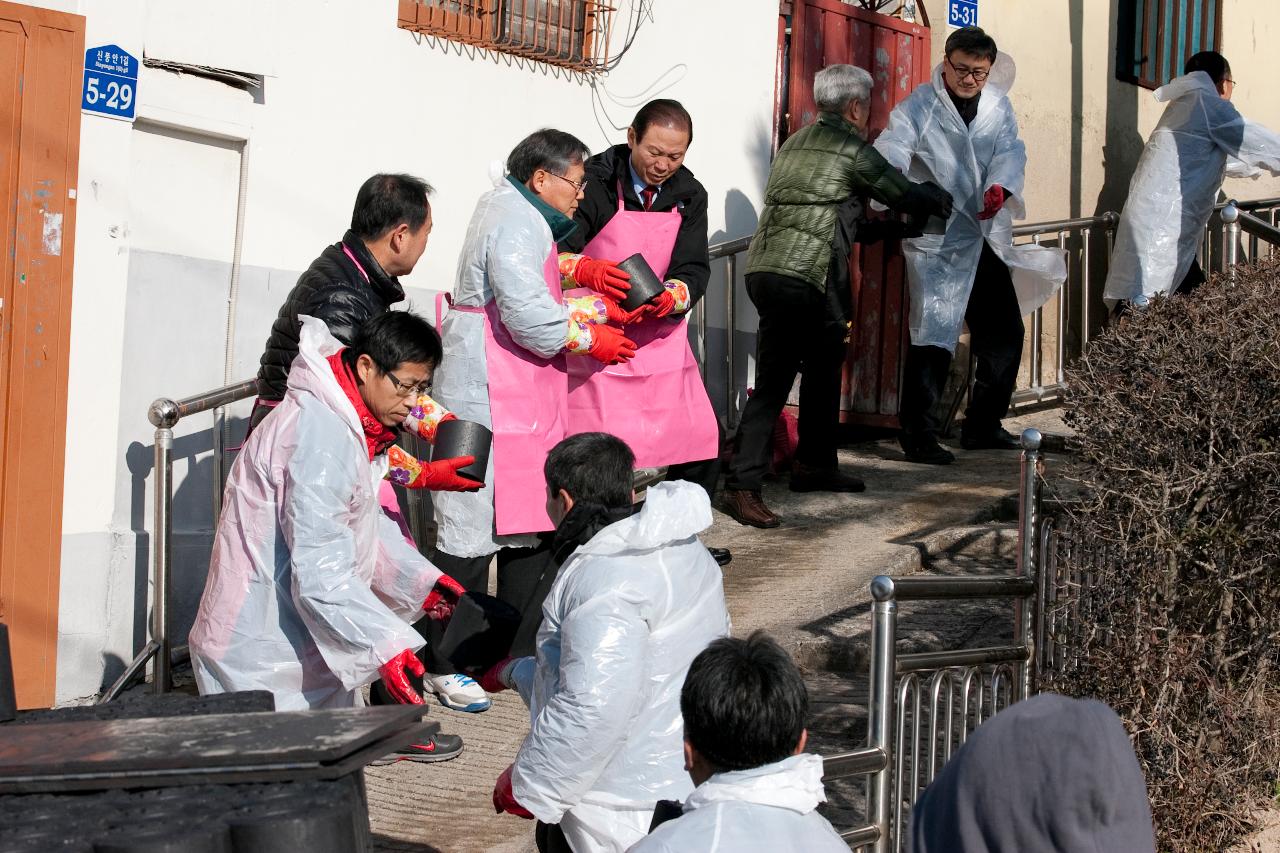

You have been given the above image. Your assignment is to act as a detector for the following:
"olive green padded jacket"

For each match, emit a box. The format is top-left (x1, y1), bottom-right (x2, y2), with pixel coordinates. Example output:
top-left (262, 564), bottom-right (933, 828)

top-left (745, 112), bottom-right (913, 291)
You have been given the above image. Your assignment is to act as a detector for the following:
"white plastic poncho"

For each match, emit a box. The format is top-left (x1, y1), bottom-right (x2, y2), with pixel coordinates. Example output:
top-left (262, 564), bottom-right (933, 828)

top-left (432, 173), bottom-right (575, 558)
top-left (1103, 71), bottom-right (1280, 307)
top-left (873, 54), bottom-right (1067, 352)
top-left (627, 754), bottom-right (849, 853)
top-left (508, 481), bottom-right (731, 853)
top-left (189, 317), bottom-right (439, 711)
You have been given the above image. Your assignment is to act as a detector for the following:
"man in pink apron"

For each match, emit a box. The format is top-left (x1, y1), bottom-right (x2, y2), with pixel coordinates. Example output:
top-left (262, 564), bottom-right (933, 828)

top-left (558, 99), bottom-right (729, 565)
top-left (431, 129), bottom-right (637, 674)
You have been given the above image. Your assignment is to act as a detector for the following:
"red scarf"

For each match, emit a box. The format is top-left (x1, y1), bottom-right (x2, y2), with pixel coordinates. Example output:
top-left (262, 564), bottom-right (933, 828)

top-left (327, 351), bottom-right (398, 460)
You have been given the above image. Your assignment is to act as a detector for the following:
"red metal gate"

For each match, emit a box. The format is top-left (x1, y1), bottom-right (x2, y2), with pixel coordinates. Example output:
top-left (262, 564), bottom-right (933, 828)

top-left (785, 0), bottom-right (931, 428)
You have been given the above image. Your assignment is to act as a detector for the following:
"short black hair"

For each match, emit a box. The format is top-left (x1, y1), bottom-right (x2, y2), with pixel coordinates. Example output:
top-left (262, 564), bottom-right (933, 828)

top-left (1185, 50), bottom-right (1232, 85)
top-left (681, 632), bottom-right (808, 772)
top-left (507, 129), bottom-right (591, 183)
top-left (944, 26), bottom-right (997, 63)
top-left (543, 432), bottom-right (634, 508)
top-left (350, 174), bottom-right (433, 242)
top-left (631, 99), bottom-right (694, 145)
top-left (342, 310), bottom-right (442, 374)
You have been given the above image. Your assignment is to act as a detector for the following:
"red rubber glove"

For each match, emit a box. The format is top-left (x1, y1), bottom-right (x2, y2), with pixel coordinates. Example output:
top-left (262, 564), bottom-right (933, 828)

top-left (573, 258), bottom-right (631, 301)
top-left (588, 324), bottom-right (637, 365)
top-left (493, 764), bottom-right (534, 819)
top-left (477, 656), bottom-right (514, 694)
top-left (977, 185), bottom-right (1007, 221)
top-left (417, 455), bottom-right (483, 492)
top-left (602, 298), bottom-right (643, 326)
top-left (422, 573), bottom-right (466, 621)
top-left (378, 649), bottom-right (425, 705)
top-left (637, 289), bottom-right (676, 320)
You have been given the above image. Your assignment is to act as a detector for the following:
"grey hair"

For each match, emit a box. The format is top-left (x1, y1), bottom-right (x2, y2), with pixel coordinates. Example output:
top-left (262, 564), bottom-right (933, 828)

top-left (813, 64), bottom-right (874, 114)
top-left (507, 128), bottom-right (592, 183)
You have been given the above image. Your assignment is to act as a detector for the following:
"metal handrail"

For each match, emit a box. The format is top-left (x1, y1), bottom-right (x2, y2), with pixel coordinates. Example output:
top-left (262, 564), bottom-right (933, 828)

top-left (701, 235), bottom-right (753, 428)
top-left (101, 378), bottom-right (258, 702)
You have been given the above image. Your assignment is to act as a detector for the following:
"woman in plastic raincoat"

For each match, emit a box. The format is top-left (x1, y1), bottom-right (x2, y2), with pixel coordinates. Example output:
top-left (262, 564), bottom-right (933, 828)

top-left (873, 27), bottom-right (1065, 464)
top-left (189, 314), bottom-right (469, 713)
top-left (1103, 51), bottom-right (1280, 308)
top-left (483, 433), bottom-right (731, 853)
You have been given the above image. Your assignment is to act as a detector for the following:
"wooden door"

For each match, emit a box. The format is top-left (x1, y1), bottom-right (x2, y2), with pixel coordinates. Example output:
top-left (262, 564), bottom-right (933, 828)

top-left (785, 0), bottom-right (930, 428)
top-left (0, 1), bottom-right (84, 708)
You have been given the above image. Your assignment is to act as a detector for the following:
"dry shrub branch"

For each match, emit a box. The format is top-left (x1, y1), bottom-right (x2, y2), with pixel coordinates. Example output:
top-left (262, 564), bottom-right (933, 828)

top-left (1047, 260), bottom-right (1280, 851)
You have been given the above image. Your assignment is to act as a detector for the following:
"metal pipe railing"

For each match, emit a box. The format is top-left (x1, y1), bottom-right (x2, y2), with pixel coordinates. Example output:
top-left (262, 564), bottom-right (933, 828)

top-left (706, 235), bottom-right (752, 429)
top-left (101, 378), bottom-right (257, 702)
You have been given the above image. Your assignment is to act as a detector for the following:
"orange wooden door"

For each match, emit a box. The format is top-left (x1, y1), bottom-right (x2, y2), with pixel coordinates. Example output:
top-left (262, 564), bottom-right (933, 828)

top-left (0, 1), bottom-right (84, 708)
top-left (786, 0), bottom-right (931, 428)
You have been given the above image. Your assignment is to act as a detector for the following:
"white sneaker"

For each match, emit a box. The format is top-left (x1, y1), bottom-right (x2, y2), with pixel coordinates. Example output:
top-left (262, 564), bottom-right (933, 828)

top-left (426, 673), bottom-right (492, 713)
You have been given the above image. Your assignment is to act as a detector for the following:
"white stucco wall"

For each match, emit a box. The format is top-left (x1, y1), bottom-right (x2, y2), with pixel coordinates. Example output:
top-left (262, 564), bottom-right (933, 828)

top-left (48, 0), bottom-right (779, 703)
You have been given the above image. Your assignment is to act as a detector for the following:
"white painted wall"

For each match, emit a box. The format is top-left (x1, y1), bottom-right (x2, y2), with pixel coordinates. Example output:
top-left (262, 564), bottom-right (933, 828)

top-left (49, 0), bottom-right (780, 703)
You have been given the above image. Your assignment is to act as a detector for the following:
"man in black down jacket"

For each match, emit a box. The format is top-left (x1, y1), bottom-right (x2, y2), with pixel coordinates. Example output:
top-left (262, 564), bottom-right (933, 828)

top-left (249, 173), bottom-right (433, 429)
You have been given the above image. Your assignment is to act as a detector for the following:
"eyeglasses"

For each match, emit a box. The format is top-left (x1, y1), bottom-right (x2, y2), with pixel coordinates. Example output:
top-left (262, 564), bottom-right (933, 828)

top-left (545, 171), bottom-right (588, 192)
top-left (385, 370), bottom-right (431, 398)
top-left (946, 58), bottom-right (991, 81)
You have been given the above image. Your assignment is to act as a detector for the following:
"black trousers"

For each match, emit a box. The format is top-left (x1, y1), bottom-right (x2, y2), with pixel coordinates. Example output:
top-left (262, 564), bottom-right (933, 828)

top-left (665, 419), bottom-right (724, 500)
top-left (900, 243), bottom-right (1024, 442)
top-left (726, 272), bottom-right (848, 492)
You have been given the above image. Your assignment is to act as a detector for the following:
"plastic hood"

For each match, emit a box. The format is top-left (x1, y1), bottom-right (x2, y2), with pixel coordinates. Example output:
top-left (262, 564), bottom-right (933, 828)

top-left (289, 314), bottom-right (362, 440)
top-left (684, 754), bottom-right (827, 815)
top-left (575, 481), bottom-right (713, 556)
top-left (932, 50), bottom-right (1017, 98)
top-left (1155, 70), bottom-right (1219, 103)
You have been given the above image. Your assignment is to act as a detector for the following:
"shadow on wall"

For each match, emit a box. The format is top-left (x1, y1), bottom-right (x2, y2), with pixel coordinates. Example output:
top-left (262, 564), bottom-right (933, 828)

top-left (704, 187), bottom-right (760, 426)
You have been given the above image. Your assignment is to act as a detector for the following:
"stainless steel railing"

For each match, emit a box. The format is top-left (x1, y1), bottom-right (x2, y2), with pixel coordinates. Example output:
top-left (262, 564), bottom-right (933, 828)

top-left (697, 235), bottom-right (752, 429)
top-left (101, 379), bottom-right (257, 702)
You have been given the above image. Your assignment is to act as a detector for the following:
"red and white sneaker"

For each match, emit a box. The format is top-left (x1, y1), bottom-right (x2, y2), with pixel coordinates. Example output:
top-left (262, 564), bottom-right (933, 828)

top-left (369, 733), bottom-right (464, 765)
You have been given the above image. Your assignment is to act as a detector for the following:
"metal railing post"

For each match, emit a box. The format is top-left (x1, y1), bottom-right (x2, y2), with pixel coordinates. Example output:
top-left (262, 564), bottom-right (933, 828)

top-left (868, 575), bottom-right (898, 853)
top-left (1222, 201), bottom-right (1241, 271)
top-left (1015, 428), bottom-right (1042, 701)
top-left (725, 253), bottom-right (738, 429)
top-left (149, 400), bottom-right (179, 693)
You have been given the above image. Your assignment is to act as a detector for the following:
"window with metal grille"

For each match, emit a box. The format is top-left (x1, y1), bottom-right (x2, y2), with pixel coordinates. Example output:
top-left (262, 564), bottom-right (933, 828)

top-left (1116, 0), bottom-right (1221, 90)
top-left (397, 1), bottom-right (616, 73)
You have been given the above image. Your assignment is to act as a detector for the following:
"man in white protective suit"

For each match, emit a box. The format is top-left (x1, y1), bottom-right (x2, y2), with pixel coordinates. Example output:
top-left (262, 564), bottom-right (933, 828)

top-left (188, 312), bottom-right (470, 761)
top-left (627, 632), bottom-right (848, 853)
top-left (874, 26), bottom-right (1066, 466)
top-left (1103, 51), bottom-right (1280, 310)
top-left (481, 432), bottom-right (730, 853)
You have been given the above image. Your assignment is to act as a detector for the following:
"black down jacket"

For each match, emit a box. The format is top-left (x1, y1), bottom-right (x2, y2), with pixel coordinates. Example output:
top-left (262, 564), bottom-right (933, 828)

top-left (254, 231), bottom-right (405, 402)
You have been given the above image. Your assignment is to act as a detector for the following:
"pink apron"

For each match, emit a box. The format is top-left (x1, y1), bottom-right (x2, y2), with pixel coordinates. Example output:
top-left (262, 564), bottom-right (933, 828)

top-left (566, 183), bottom-right (719, 468)
top-left (451, 251), bottom-right (567, 536)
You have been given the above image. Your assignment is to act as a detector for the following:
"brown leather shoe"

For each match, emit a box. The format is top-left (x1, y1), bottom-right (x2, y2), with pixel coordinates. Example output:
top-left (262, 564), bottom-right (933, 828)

top-left (721, 489), bottom-right (780, 529)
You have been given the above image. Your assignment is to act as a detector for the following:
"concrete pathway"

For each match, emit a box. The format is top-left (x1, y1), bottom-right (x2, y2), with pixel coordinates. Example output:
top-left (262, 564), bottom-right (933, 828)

top-left (367, 411), bottom-right (1067, 853)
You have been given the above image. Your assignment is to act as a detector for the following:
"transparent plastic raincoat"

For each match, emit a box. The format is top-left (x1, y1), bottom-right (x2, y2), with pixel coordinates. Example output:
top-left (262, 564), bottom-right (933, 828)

top-left (507, 481), bottom-right (731, 853)
top-left (189, 317), bottom-right (440, 711)
top-left (1103, 71), bottom-right (1280, 307)
top-left (432, 174), bottom-right (576, 558)
top-left (873, 54), bottom-right (1066, 352)
top-left (627, 754), bottom-right (848, 853)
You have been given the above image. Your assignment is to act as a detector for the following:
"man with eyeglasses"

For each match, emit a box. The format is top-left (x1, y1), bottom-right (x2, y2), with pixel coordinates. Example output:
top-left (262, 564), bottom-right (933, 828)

top-left (191, 312), bottom-right (474, 754)
top-left (875, 26), bottom-right (1066, 466)
top-left (1104, 50), bottom-right (1280, 310)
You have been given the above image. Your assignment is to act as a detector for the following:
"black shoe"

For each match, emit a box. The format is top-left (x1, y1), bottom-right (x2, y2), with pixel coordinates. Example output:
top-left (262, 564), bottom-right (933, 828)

top-left (789, 462), bottom-right (866, 493)
top-left (901, 436), bottom-right (955, 465)
top-left (370, 733), bottom-right (464, 765)
top-left (707, 547), bottom-right (733, 567)
top-left (960, 426), bottom-right (1022, 451)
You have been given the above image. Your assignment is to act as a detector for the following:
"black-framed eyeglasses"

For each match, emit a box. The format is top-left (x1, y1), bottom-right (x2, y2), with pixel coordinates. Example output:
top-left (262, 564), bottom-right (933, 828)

top-left (385, 370), bottom-right (431, 398)
top-left (946, 57), bottom-right (991, 81)
top-left (545, 170), bottom-right (588, 192)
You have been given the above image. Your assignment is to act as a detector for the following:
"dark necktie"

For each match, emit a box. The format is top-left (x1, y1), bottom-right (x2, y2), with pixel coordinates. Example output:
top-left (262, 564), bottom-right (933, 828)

top-left (641, 185), bottom-right (658, 211)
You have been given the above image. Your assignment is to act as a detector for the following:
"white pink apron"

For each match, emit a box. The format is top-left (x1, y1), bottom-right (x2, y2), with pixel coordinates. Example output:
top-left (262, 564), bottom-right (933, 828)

top-left (566, 183), bottom-right (719, 468)
top-left (451, 251), bottom-right (568, 536)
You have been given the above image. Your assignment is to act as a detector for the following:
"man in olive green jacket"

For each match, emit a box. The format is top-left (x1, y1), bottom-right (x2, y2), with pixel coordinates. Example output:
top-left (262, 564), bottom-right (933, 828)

top-left (723, 64), bottom-right (952, 529)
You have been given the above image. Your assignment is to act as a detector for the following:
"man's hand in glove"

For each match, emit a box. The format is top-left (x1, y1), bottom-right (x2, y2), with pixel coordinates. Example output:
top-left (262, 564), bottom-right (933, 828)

top-left (493, 765), bottom-right (535, 819)
top-left (588, 324), bottom-right (638, 365)
top-left (415, 455), bottom-right (482, 492)
top-left (573, 258), bottom-right (631, 301)
top-left (422, 573), bottom-right (466, 621)
top-left (379, 649), bottom-right (425, 705)
top-left (636, 289), bottom-right (676, 320)
top-left (977, 185), bottom-right (1008, 221)
top-left (477, 656), bottom-right (516, 694)
top-left (602, 298), bottom-right (644, 326)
